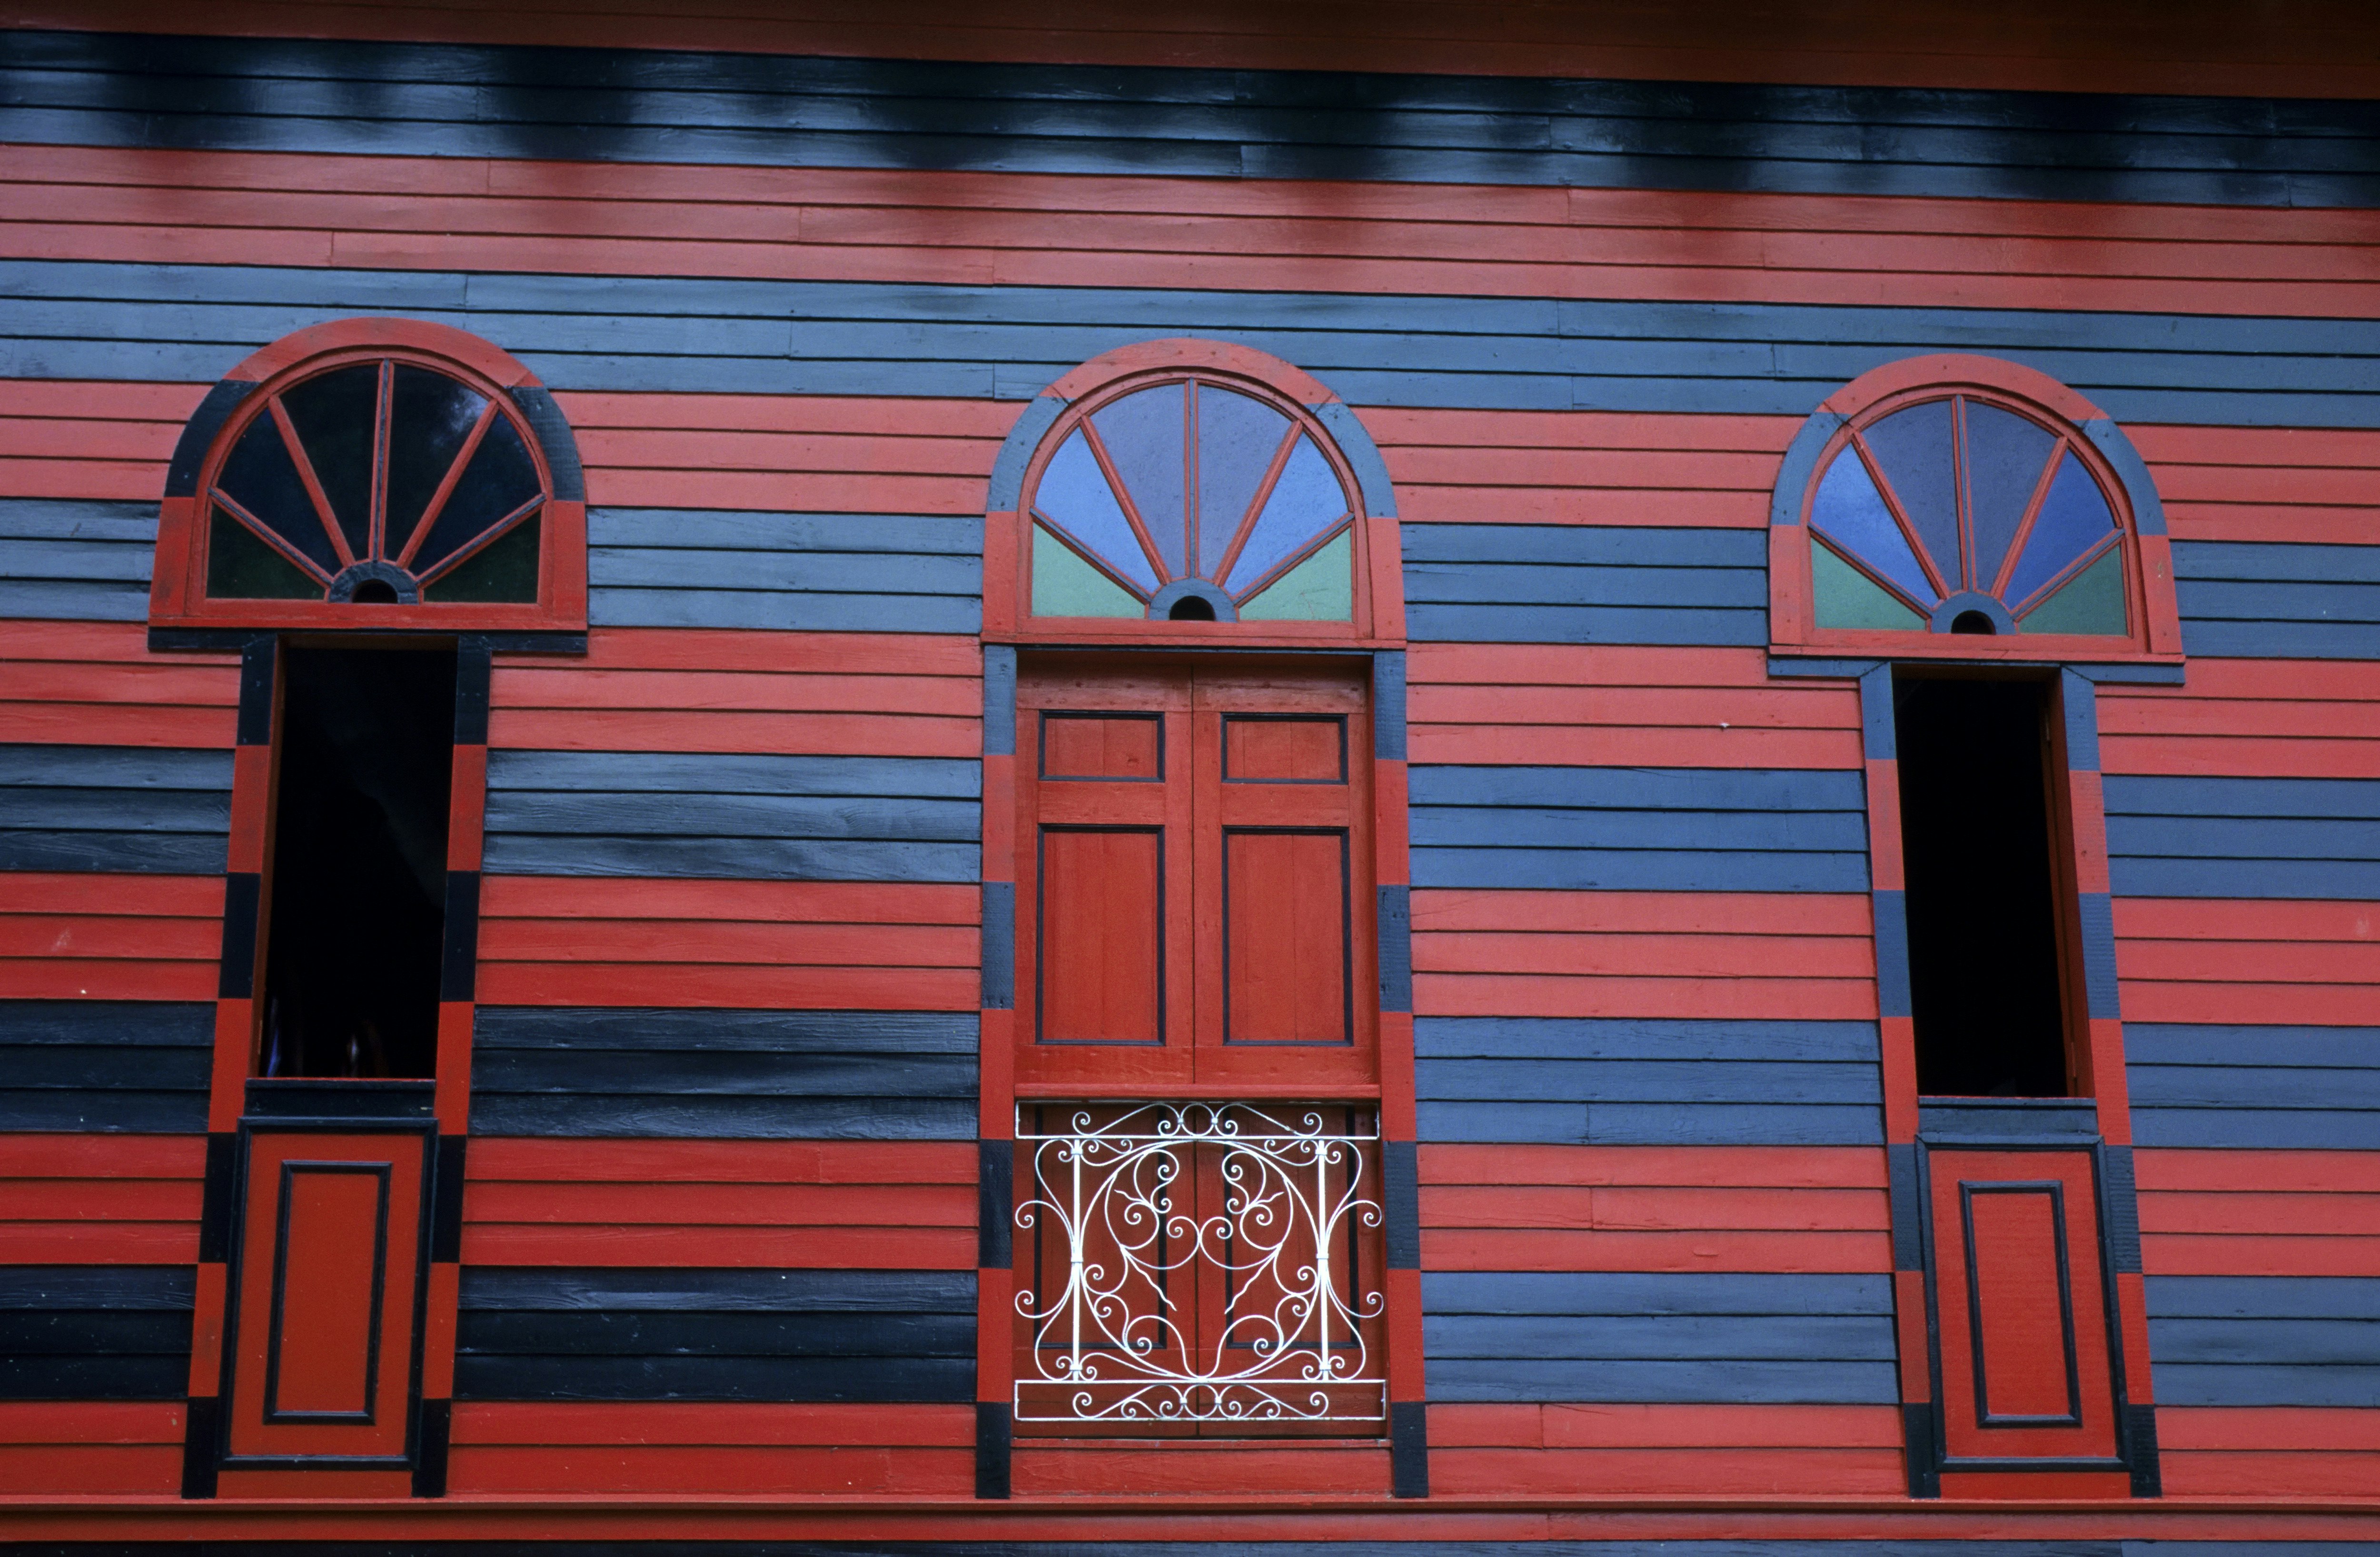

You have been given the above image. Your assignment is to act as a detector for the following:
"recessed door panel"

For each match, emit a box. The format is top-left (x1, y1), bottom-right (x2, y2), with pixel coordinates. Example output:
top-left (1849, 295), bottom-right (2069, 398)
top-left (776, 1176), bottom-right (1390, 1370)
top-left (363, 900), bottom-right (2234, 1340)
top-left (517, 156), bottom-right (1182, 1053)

top-left (226, 1127), bottom-right (428, 1465)
top-left (1039, 827), bottom-right (1165, 1044)
top-left (1224, 828), bottom-right (1350, 1044)
top-left (1928, 1147), bottom-right (2119, 1465)
top-left (1223, 715), bottom-right (1344, 783)
top-left (1043, 711), bottom-right (1162, 781)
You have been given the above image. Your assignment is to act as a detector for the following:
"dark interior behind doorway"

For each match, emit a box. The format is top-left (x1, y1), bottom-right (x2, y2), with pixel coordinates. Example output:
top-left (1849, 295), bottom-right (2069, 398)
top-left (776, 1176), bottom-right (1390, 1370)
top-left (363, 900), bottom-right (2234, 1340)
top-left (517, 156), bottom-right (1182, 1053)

top-left (261, 644), bottom-right (456, 1078)
top-left (1894, 675), bottom-right (2073, 1098)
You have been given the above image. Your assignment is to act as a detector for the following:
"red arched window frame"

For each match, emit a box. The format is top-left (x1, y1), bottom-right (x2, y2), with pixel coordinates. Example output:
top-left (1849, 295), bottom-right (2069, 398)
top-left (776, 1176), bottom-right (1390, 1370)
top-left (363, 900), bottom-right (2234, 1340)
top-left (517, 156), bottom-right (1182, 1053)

top-left (983, 339), bottom-right (1403, 648)
top-left (1768, 355), bottom-right (2182, 665)
top-left (150, 318), bottom-right (587, 633)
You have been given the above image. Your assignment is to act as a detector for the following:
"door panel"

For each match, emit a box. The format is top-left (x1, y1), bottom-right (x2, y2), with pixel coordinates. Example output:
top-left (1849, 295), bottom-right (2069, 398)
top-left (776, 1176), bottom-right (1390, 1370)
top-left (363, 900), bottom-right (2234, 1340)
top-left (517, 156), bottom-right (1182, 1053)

top-left (1039, 827), bottom-right (1166, 1044)
top-left (1223, 828), bottom-right (1350, 1044)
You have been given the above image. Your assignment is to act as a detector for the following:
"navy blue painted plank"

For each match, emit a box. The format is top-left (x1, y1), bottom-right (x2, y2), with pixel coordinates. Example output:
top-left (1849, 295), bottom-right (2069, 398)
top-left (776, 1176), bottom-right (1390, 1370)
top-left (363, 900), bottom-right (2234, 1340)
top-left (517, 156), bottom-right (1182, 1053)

top-left (1421, 1057), bottom-right (1878, 1106)
top-left (0, 745), bottom-right (232, 790)
top-left (486, 751), bottom-right (978, 798)
top-left (460, 1311), bottom-right (970, 1357)
top-left (467, 1094), bottom-right (978, 1140)
top-left (0, 580), bottom-right (150, 621)
top-left (0, 1087), bottom-right (210, 1133)
top-left (13, 261), bottom-right (2380, 427)
top-left (2110, 817), bottom-right (2380, 860)
top-left (2, 1045), bottom-right (212, 1093)
top-left (486, 792), bottom-right (978, 841)
top-left (1411, 846), bottom-right (1868, 894)
top-left (473, 1006), bottom-right (976, 1053)
top-left (451, 1354), bottom-right (973, 1402)
top-left (2148, 1317), bottom-right (2380, 1367)
top-left (0, 498), bottom-right (157, 543)
top-left (0, 1310), bottom-right (196, 1356)
top-left (472, 1049), bottom-right (973, 1099)
top-left (1415, 1100), bottom-right (1883, 1146)
top-left (2181, 581), bottom-right (2380, 623)
top-left (2175, 542), bottom-right (2380, 585)
top-left (0, 537), bottom-right (150, 581)
top-left (461, 1266), bottom-right (972, 1310)
top-left (2147, 1276), bottom-right (2380, 1320)
top-left (0, 1001), bottom-right (215, 1048)
top-left (0, 1354), bottom-right (190, 1399)
top-left (5, 31), bottom-right (2377, 208)
top-left (0, 1266), bottom-right (195, 1307)
top-left (2110, 858), bottom-right (2380, 900)
top-left (1406, 604), bottom-right (1768, 647)
top-left (0, 786), bottom-right (238, 834)
top-left (593, 547), bottom-right (982, 596)
top-left (1402, 527), bottom-right (1766, 569)
top-left (1414, 807), bottom-right (1869, 852)
top-left (2131, 1108), bottom-right (2380, 1151)
top-left (589, 589), bottom-right (981, 634)
top-left (1425, 1314), bottom-right (1895, 1360)
top-left (479, 836), bottom-right (980, 882)
top-left (2180, 621), bottom-right (2380, 659)
top-left (2128, 1022), bottom-right (2380, 1069)
top-left (1425, 1358), bottom-right (1900, 1403)
top-left (2104, 775), bottom-right (2380, 820)
top-left (1417, 1017), bottom-right (1880, 1063)
top-left (1412, 766), bottom-right (1866, 813)
top-left (2147, 1364), bottom-right (2380, 1409)
top-left (1424, 1269), bottom-right (1893, 1314)
top-left (1405, 562), bottom-right (1767, 608)
top-left (591, 510), bottom-right (979, 555)
top-left (2127, 1065), bottom-right (2380, 1112)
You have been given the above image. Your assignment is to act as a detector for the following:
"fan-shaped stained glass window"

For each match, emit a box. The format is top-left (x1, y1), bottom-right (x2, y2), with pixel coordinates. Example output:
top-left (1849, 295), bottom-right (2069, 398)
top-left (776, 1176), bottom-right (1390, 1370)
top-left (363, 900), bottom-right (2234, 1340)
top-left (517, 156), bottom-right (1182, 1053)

top-left (1807, 394), bottom-right (2129, 637)
top-left (1027, 378), bottom-right (1358, 621)
top-left (203, 357), bottom-right (549, 605)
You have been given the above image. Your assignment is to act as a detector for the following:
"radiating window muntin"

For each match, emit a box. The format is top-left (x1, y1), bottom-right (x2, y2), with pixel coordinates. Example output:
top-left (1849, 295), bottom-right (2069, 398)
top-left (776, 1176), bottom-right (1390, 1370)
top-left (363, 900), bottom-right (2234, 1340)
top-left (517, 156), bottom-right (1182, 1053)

top-left (1805, 390), bottom-right (2130, 637)
top-left (202, 353), bottom-right (550, 605)
top-left (1025, 374), bottom-right (1359, 622)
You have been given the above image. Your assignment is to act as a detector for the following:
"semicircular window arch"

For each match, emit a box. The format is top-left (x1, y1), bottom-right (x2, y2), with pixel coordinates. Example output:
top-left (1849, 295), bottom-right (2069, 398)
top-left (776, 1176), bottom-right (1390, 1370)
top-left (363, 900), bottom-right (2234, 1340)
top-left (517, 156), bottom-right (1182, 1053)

top-left (1026, 375), bottom-right (1360, 622)
top-left (204, 355), bottom-right (551, 605)
top-left (1807, 391), bottom-right (2130, 638)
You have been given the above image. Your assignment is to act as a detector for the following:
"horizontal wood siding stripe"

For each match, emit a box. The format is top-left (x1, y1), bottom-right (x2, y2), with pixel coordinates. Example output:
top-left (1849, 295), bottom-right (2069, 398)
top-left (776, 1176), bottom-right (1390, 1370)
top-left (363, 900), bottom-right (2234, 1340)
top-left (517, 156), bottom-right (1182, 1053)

top-left (482, 750), bottom-right (979, 884)
top-left (2103, 774), bottom-right (2380, 900)
top-left (2099, 659), bottom-right (2380, 779)
top-left (1404, 524), bottom-right (1765, 646)
top-left (446, 1402), bottom-right (972, 1495)
top-left (587, 510), bottom-right (981, 634)
top-left (2116, 898), bottom-right (2378, 1029)
top-left (469, 1006), bottom-right (977, 1142)
top-left (4, 32), bottom-right (2375, 207)
top-left (0, 743), bottom-right (230, 876)
top-left (2173, 541), bottom-right (2380, 659)
top-left (0, 498), bottom-right (152, 621)
top-left (2123, 424), bottom-right (2380, 546)
top-left (0, 1000), bottom-right (211, 1134)
top-left (11, 144), bottom-right (2380, 320)
top-left (0, 1264), bottom-right (191, 1400)
top-left (2145, 1275), bottom-right (2380, 1408)
top-left (1416, 1017), bottom-right (1884, 1146)
top-left (454, 1267), bottom-right (974, 1403)
top-left (12, 261), bottom-right (2380, 426)
top-left (0, 871), bottom-right (222, 1004)
top-left (1422, 1271), bottom-right (1896, 1403)
top-left (1411, 767), bottom-right (1869, 896)
top-left (0, 1399), bottom-right (182, 1495)
top-left (0, 616), bottom-right (237, 748)
top-left (2127, 1024), bottom-right (2380, 1150)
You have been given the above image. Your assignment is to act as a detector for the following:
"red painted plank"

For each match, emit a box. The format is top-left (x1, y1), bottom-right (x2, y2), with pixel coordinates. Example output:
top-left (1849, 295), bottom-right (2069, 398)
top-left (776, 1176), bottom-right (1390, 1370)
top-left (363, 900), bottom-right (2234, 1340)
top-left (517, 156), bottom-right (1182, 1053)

top-left (0, 1135), bottom-right (205, 1178)
top-left (487, 709), bottom-right (981, 758)
top-left (1428, 1401), bottom-right (1899, 1448)
top-left (1413, 682), bottom-right (1860, 732)
top-left (0, 962), bottom-right (220, 1001)
top-left (2120, 940), bottom-right (2380, 982)
top-left (481, 876), bottom-right (978, 924)
top-left (0, 1225), bottom-right (198, 1262)
top-left (1430, 1447), bottom-right (1904, 1496)
top-left (517, 627), bottom-right (986, 678)
top-left (2160, 1406), bottom-right (2380, 1452)
top-left (473, 963), bottom-right (978, 1010)
top-left (466, 1138), bottom-right (976, 1184)
top-left (2115, 897), bottom-right (2380, 943)
top-left (446, 1445), bottom-right (974, 1495)
top-left (0, 1446), bottom-right (182, 1495)
top-left (463, 1181), bottom-right (974, 1227)
top-left (2119, 983), bottom-right (2379, 1026)
top-left (0, 1178), bottom-right (201, 1222)
top-left (1413, 889), bottom-right (1873, 936)
top-left (456, 1225), bottom-right (975, 1268)
top-left (1420, 1143), bottom-right (1888, 1189)
top-left (1422, 1229), bottom-right (1891, 1272)
top-left (1408, 725), bottom-right (1864, 770)
top-left (451, 1401), bottom-right (974, 1447)
top-left (2135, 1149), bottom-right (2380, 1195)
top-left (1418, 930), bottom-right (1873, 978)
top-left (0, 872), bottom-right (226, 919)
top-left (2101, 736), bottom-right (2380, 780)
top-left (2159, 1451), bottom-right (2380, 1498)
top-left (0, 1401), bottom-right (183, 1443)
top-left (497, 666), bottom-right (980, 716)
top-left (1422, 1184), bottom-right (1890, 1232)
top-left (2143, 1233), bottom-right (2380, 1278)
top-left (1410, 642), bottom-right (1785, 690)
top-left (0, 915), bottom-right (223, 961)
top-left (2139, 1190), bottom-right (2380, 1238)
top-left (1415, 974), bottom-right (1879, 1021)
top-left (1010, 1442), bottom-right (1392, 1496)
top-left (479, 918), bottom-right (979, 968)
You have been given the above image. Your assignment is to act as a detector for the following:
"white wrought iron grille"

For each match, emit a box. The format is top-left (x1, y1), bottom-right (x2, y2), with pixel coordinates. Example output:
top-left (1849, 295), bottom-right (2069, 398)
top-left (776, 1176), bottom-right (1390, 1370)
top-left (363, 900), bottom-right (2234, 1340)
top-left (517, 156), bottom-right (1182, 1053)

top-left (1014, 1101), bottom-right (1386, 1428)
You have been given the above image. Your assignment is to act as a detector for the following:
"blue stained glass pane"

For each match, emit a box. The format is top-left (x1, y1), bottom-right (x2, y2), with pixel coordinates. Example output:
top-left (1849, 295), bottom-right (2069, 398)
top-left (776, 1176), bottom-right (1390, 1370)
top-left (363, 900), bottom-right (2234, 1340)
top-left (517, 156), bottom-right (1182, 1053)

top-left (1807, 447), bottom-right (1937, 607)
top-left (1032, 430), bottom-right (1159, 593)
top-left (1856, 401), bottom-right (1958, 589)
top-left (1196, 384), bottom-right (1290, 580)
top-left (1090, 384), bottom-right (1186, 579)
top-left (1223, 435), bottom-right (1350, 595)
top-left (2003, 450), bottom-right (2117, 609)
top-left (1962, 401), bottom-right (2058, 593)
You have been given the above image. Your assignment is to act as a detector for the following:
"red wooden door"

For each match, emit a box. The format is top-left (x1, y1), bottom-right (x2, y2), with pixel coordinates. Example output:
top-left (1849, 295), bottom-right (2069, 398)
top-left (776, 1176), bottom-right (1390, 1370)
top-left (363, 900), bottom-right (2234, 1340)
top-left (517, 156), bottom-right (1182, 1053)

top-left (222, 1125), bottom-right (432, 1468)
top-left (1927, 1148), bottom-right (2122, 1469)
top-left (1014, 660), bottom-right (1376, 1096)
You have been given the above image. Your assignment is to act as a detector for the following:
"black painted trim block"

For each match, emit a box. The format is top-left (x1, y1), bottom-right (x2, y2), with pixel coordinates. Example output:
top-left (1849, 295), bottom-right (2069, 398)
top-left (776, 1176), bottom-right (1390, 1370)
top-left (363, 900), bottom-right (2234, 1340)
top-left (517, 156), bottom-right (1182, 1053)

top-left (974, 1399), bottom-right (1011, 1499)
top-left (1391, 1399), bottom-right (1429, 1498)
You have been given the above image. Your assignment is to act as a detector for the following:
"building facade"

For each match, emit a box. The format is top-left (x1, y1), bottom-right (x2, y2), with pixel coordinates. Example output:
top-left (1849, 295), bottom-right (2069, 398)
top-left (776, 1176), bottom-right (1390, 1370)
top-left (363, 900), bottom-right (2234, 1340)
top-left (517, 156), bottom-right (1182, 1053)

top-left (0, 3), bottom-right (2375, 1548)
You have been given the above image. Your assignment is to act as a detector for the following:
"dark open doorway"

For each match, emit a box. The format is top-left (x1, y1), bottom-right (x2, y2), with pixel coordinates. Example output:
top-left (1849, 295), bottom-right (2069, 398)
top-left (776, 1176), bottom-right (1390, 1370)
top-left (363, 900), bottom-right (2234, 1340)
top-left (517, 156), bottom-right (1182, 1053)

top-left (260, 643), bottom-right (457, 1079)
top-left (1893, 674), bottom-right (2074, 1098)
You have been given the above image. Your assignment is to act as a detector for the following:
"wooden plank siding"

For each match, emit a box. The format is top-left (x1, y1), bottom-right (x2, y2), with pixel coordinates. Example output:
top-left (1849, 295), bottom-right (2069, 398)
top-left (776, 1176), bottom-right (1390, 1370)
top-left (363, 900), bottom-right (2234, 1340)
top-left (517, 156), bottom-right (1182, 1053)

top-left (0, 13), bottom-right (2374, 1518)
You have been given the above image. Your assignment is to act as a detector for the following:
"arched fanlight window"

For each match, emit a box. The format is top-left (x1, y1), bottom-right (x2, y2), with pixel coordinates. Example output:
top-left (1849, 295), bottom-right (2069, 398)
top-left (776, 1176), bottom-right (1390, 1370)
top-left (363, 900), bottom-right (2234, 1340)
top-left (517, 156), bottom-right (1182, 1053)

top-left (1027, 374), bottom-right (1360, 623)
top-left (1769, 355), bottom-right (2181, 662)
top-left (151, 318), bottom-right (586, 632)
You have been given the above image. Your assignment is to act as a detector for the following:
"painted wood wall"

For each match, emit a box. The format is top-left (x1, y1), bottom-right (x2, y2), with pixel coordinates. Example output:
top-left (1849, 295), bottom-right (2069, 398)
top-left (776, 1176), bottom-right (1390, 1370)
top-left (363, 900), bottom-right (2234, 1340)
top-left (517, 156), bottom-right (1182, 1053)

top-left (0, 2), bottom-right (2374, 1526)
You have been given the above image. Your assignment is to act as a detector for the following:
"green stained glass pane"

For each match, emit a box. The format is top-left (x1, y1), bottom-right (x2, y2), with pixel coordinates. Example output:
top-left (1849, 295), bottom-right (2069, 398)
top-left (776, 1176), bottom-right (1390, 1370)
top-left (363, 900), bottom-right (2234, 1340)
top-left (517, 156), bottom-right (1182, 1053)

top-left (2018, 545), bottom-right (2127, 635)
top-left (1811, 538), bottom-right (1923, 629)
top-left (1032, 523), bottom-right (1142, 617)
top-left (426, 511), bottom-right (541, 602)
top-left (1238, 529), bottom-right (1352, 621)
top-left (206, 505), bottom-right (321, 599)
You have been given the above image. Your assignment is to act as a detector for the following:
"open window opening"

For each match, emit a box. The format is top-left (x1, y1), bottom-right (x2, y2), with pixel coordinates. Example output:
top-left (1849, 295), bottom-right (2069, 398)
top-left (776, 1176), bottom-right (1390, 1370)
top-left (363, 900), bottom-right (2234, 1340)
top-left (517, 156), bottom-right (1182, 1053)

top-left (260, 643), bottom-right (456, 1079)
top-left (1893, 673), bottom-right (2077, 1098)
